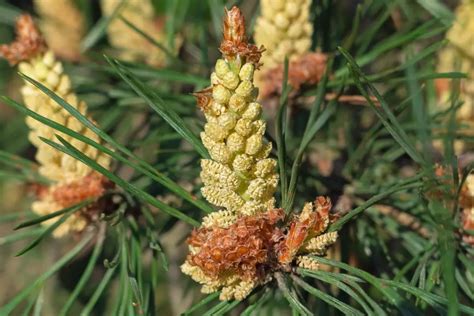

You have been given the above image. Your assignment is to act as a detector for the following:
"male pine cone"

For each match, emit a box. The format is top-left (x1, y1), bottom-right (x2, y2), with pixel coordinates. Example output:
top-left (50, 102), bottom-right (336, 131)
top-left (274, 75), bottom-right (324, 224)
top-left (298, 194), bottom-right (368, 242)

top-left (34, 0), bottom-right (85, 61)
top-left (254, 0), bottom-right (313, 71)
top-left (253, 0), bottom-right (329, 99)
top-left (101, 0), bottom-right (180, 67)
top-left (195, 7), bottom-right (278, 219)
top-left (0, 15), bottom-right (111, 237)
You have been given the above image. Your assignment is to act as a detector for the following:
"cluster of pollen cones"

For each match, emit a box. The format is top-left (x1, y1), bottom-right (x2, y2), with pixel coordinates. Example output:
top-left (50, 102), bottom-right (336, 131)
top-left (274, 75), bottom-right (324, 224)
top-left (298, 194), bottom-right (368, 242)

top-left (1, 15), bottom-right (114, 237)
top-left (181, 7), bottom-right (339, 301)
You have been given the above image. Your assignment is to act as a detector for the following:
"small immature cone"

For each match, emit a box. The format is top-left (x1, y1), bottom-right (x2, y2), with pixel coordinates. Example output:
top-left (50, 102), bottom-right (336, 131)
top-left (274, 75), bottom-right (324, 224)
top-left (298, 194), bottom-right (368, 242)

top-left (34, 0), bottom-right (85, 61)
top-left (101, 0), bottom-right (180, 67)
top-left (196, 7), bottom-right (278, 217)
top-left (436, 0), bottom-right (474, 153)
top-left (0, 15), bottom-right (112, 237)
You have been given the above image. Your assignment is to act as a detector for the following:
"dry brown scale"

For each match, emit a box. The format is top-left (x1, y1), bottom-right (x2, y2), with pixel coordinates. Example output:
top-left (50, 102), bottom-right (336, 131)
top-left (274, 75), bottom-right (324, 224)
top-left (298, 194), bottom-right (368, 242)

top-left (259, 52), bottom-right (327, 99)
top-left (0, 15), bottom-right (46, 66)
top-left (219, 7), bottom-right (265, 69)
top-left (187, 209), bottom-right (284, 282)
top-left (184, 195), bottom-right (338, 299)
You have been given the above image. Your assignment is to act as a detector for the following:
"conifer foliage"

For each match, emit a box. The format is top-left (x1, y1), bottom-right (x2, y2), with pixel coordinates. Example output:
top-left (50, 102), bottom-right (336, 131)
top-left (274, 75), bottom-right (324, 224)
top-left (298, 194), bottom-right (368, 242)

top-left (0, 0), bottom-right (473, 315)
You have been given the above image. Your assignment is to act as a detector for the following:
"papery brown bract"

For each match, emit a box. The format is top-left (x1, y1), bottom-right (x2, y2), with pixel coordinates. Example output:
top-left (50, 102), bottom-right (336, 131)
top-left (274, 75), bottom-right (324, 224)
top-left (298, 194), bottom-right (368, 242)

top-left (193, 87), bottom-right (213, 113)
top-left (260, 52), bottom-right (327, 98)
top-left (183, 197), bottom-right (338, 300)
top-left (278, 196), bottom-right (332, 265)
top-left (311, 196), bottom-right (333, 235)
top-left (52, 173), bottom-right (114, 208)
top-left (222, 7), bottom-right (246, 45)
top-left (187, 209), bottom-right (285, 281)
top-left (220, 7), bottom-right (265, 67)
top-left (0, 15), bottom-right (46, 65)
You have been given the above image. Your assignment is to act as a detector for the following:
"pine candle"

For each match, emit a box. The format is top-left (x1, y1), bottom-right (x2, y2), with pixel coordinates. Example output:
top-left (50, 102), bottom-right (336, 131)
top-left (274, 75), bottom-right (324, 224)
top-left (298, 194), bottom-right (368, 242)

top-left (181, 7), bottom-right (338, 301)
top-left (0, 15), bottom-right (112, 237)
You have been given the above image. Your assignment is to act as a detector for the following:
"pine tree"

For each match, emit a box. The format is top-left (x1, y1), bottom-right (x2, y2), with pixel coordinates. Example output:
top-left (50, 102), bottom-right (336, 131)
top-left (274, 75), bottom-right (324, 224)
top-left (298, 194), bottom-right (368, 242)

top-left (0, 1), bottom-right (472, 315)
